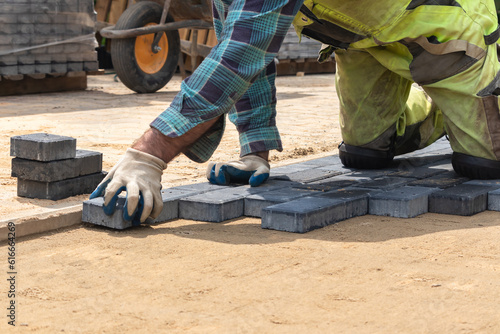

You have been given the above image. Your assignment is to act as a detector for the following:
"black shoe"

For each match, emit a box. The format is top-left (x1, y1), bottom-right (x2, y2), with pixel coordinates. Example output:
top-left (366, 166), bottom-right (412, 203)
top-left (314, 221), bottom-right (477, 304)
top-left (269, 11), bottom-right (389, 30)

top-left (452, 152), bottom-right (500, 179)
top-left (338, 142), bottom-right (394, 169)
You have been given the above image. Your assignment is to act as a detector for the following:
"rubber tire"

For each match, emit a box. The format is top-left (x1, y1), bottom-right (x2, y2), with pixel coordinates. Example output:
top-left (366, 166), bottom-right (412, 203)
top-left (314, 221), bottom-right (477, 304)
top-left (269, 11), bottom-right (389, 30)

top-left (111, 1), bottom-right (180, 93)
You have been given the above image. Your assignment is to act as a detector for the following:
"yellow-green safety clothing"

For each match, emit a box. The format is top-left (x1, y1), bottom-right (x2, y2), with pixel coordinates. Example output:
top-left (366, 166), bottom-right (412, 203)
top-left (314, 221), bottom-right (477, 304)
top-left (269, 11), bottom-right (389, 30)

top-left (293, 0), bottom-right (500, 161)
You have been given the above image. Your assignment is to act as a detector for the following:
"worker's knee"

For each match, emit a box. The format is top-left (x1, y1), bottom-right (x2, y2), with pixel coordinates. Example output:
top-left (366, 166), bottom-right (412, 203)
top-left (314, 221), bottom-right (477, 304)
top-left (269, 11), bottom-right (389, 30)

top-left (338, 142), bottom-right (394, 169)
top-left (452, 153), bottom-right (500, 179)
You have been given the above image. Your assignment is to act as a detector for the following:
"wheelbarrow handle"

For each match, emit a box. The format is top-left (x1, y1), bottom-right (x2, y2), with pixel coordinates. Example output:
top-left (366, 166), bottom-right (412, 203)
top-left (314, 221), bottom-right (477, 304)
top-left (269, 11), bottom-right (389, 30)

top-left (100, 20), bottom-right (213, 39)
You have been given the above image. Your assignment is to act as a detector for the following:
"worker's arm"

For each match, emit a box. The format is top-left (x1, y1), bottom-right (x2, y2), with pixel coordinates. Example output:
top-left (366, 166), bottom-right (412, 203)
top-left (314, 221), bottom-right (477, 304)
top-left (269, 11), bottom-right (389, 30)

top-left (91, 0), bottom-right (305, 224)
top-left (90, 119), bottom-right (220, 224)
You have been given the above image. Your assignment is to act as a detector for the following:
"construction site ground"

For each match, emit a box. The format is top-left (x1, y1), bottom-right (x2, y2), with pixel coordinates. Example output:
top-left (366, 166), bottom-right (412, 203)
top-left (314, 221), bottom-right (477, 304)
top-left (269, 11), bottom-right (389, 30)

top-left (1, 73), bottom-right (500, 333)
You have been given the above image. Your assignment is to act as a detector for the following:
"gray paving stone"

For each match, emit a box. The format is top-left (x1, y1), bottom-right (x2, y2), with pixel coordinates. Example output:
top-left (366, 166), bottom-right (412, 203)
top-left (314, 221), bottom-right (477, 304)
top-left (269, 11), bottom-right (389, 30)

top-left (351, 176), bottom-right (417, 190)
top-left (388, 167), bottom-right (447, 179)
top-left (394, 154), bottom-right (452, 168)
top-left (261, 196), bottom-right (346, 233)
top-left (82, 197), bottom-right (134, 230)
top-left (178, 187), bottom-right (251, 223)
top-left (315, 188), bottom-right (372, 218)
top-left (10, 133), bottom-right (76, 161)
top-left (272, 168), bottom-right (342, 183)
top-left (369, 186), bottom-right (439, 218)
top-left (463, 179), bottom-right (500, 187)
top-left (177, 181), bottom-right (293, 223)
top-left (426, 162), bottom-right (454, 171)
top-left (170, 182), bottom-right (233, 194)
top-left (408, 171), bottom-right (469, 189)
top-left (296, 155), bottom-right (342, 167)
top-left (11, 149), bottom-right (102, 182)
top-left (82, 188), bottom-right (194, 230)
top-left (156, 189), bottom-right (202, 223)
top-left (488, 188), bottom-right (500, 211)
top-left (244, 187), bottom-right (320, 218)
top-left (18, 172), bottom-right (106, 200)
top-left (270, 164), bottom-right (316, 177)
top-left (292, 178), bottom-right (358, 192)
top-left (429, 184), bottom-right (495, 216)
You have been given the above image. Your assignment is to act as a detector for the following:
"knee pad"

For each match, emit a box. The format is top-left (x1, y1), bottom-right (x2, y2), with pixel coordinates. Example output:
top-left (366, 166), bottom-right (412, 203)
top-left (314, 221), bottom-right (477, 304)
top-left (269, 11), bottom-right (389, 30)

top-left (452, 152), bottom-right (500, 179)
top-left (338, 142), bottom-right (394, 169)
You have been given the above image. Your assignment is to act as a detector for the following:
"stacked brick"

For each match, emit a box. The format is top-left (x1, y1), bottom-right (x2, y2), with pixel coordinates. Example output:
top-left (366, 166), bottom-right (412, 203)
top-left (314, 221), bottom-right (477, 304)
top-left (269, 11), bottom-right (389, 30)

top-left (0, 0), bottom-right (98, 77)
top-left (10, 133), bottom-right (105, 200)
top-left (277, 27), bottom-right (324, 61)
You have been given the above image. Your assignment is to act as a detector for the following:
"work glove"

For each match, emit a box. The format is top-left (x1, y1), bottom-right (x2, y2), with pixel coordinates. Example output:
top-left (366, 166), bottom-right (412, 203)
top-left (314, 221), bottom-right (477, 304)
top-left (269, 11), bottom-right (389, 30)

top-left (206, 155), bottom-right (270, 187)
top-left (90, 148), bottom-right (167, 225)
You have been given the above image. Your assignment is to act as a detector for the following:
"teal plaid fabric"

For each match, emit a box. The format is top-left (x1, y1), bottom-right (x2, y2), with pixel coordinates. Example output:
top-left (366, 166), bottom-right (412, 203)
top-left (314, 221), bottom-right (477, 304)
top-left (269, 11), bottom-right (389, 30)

top-left (150, 0), bottom-right (304, 163)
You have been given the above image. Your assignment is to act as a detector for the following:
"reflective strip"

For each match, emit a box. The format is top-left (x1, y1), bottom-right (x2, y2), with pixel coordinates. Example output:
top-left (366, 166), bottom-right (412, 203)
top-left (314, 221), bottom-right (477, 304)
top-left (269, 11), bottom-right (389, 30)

top-left (484, 26), bottom-right (500, 45)
top-left (404, 36), bottom-right (485, 60)
top-left (482, 95), bottom-right (500, 160)
top-left (406, 0), bottom-right (460, 10)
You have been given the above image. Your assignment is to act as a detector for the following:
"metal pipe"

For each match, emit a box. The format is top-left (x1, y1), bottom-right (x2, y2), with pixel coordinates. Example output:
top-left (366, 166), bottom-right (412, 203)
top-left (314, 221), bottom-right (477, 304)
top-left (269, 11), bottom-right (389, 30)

top-left (152, 0), bottom-right (173, 50)
top-left (100, 20), bottom-right (213, 39)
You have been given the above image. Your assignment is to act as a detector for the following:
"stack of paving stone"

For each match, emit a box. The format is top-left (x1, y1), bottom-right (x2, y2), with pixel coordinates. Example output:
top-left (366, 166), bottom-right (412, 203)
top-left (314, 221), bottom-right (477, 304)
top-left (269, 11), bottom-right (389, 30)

top-left (278, 27), bottom-right (324, 60)
top-left (11, 133), bottom-right (105, 200)
top-left (83, 138), bottom-right (500, 232)
top-left (0, 0), bottom-right (98, 77)
top-left (275, 27), bottom-right (336, 75)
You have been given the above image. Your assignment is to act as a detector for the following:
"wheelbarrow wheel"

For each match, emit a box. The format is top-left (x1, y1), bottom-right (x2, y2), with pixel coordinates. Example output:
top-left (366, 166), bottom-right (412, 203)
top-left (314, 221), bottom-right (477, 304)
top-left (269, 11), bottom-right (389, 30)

top-left (111, 1), bottom-right (180, 93)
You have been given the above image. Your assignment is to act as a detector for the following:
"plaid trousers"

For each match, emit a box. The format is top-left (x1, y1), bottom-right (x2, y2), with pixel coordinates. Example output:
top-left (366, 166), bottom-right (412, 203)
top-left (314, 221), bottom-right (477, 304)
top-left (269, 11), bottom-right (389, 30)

top-left (150, 0), bottom-right (304, 162)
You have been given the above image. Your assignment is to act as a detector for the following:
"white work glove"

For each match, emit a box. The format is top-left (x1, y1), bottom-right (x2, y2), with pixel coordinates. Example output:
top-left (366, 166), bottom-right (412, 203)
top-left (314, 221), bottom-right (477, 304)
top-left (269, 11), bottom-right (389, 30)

top-left (90, 148), bottom-right (167, 225)
top-left (206, 155), bottom-right (270, 187)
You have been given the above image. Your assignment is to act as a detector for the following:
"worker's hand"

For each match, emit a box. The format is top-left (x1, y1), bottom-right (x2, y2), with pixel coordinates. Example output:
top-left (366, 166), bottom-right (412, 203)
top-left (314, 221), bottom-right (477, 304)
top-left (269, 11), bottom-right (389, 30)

top-left (90, 148), bottom-right (167, 225)
top-left (206, 155), bottom-right (270, 187)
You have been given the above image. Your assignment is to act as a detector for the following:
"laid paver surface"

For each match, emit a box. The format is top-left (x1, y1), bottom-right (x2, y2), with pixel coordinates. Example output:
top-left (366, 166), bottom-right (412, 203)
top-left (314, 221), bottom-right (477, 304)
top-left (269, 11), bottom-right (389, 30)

top-left (83, 137), bottom-right (500, 233)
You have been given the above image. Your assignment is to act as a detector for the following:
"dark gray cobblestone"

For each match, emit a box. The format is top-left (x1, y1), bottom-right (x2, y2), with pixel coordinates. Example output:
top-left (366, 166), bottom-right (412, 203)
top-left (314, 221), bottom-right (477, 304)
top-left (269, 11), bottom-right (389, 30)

top-left (83, 138), bottom-right (500, 232)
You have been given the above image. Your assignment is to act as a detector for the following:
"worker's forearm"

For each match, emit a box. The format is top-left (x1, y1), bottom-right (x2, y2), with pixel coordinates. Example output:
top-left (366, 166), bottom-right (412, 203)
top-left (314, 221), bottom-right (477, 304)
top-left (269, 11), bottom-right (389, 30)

top-left (132, 117), bottom-right (221, 163)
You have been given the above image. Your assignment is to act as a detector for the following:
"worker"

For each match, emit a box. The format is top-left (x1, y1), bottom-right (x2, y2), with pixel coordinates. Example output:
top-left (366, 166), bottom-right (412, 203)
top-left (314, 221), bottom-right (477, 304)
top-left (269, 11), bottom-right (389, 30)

top-left (291, 0), bottom-right (500, 178)
top-left (92, 0), bottom-right (500, 225)
top-left (90, 0), bottom-right (305, 224)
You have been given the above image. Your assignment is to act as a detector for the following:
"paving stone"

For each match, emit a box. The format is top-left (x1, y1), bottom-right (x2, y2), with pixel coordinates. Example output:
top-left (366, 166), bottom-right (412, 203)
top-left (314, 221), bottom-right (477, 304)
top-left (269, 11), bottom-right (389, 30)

top-left (369, 186), bottom-right (439, 218)
top-left (170, 182), bottom-right (233, 194)
top-left (394, 154), bottom-right (452, 168)
top-left (488, 188), bottom-right (500, 211)
top-left (296, 155), bottom-right (342, 167)
top-left (178, 188), bottom-right (249, 223)
top-left (245, 187), bottom-right (320, 218)
top-left (273, 168), bottom-right (342, 183)
top-left (17, 172), bottom-right (106, 200)
top-left (270, 164), bottom-right (315, 177)
top-left (426, 162), bottom-right (454, 171)
top-left (315, 188), bottom-right (372, 218)
top-left (82, 188), bottom-right (195, 230)
top-left (261, 196), bottom-right (346, 233)
top-left (463, 179), bottom-right (500, 187)
top-left (292, 178), bottom-right (358, 192)
top-left (10, 133), bottom-right (76, 161)
top-left (388, 167), bottom-right (447, 179)
top-left (428, 184), bottom-right (495, 216)
top-left (351, 176), bottom-right (417, 190)
top-left (83, 197), bottom-right (137, 230)
top-left (178, 180), bottom-right (295, 222)
top-left (11, 149), bottom-right (102, 182)
top-left (408, 171), bottom-right (469, 189)
top-left (156, 189), bottom-right (202, 223)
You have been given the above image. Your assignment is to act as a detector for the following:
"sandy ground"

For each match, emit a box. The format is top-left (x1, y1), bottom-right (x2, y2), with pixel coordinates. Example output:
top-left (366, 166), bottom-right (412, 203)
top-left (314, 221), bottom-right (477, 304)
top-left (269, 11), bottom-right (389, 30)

top-left (0, 74), bottom-right (500, 333)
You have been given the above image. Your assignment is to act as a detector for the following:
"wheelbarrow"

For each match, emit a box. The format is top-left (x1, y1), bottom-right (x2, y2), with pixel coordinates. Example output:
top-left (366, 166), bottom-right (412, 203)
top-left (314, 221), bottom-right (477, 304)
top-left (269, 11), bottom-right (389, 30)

top-left (100, 0), bottom-right (214, 93)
